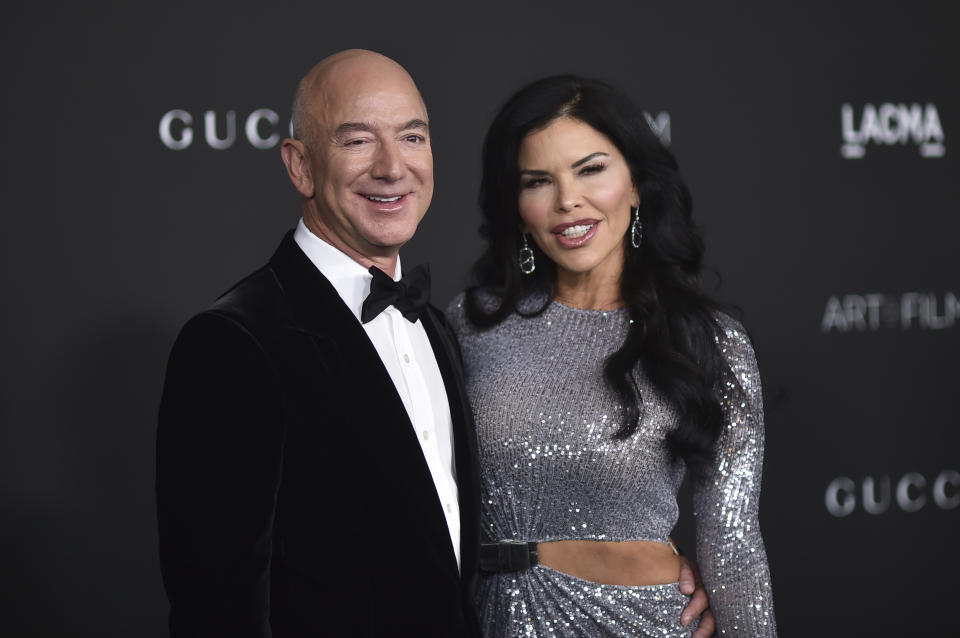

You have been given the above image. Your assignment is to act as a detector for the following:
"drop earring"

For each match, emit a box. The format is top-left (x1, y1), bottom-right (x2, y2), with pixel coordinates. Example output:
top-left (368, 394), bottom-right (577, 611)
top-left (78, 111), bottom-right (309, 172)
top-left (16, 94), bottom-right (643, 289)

top-left (519, 233), bottom-right (536, 274)
top-left (630, 206), bottom-right (643, 249)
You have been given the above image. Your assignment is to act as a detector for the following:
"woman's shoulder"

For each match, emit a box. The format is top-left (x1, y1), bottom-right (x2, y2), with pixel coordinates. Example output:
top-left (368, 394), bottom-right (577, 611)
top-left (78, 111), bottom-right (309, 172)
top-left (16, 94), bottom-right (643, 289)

top-left (713, 310), bottom-right (750, 346)
top-left (711, 310), bottom-right (762, 388)
top-left (444, 289), bottom-right (502, 337)
top-left (444, 291), bottom-right (469, 337)
top-left (445, 287), bottom-right (552, 337)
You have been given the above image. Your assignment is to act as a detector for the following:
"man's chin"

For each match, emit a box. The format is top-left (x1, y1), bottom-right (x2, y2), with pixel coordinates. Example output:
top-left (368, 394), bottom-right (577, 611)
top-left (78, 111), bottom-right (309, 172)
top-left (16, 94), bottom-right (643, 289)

top-left (365, 217), bottom-right (424, 247)
top-left (366, 232), bottom-right (417, 253)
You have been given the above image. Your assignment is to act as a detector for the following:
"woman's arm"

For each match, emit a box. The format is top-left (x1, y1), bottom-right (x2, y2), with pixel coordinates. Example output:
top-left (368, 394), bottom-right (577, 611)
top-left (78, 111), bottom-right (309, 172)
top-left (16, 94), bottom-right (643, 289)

top-left (692, 315), bottom-right (777, 636)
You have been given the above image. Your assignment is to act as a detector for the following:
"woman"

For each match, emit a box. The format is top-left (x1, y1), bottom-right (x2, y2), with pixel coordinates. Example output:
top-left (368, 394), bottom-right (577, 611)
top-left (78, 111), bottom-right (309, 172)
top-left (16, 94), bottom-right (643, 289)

top-left (447, 76), bottom-right (776, 637)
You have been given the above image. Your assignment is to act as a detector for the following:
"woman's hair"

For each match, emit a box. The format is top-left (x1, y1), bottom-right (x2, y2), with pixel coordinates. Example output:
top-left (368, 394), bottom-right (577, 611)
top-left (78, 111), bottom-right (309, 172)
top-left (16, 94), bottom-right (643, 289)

top-left (465, 74), bottom-right (726, 473)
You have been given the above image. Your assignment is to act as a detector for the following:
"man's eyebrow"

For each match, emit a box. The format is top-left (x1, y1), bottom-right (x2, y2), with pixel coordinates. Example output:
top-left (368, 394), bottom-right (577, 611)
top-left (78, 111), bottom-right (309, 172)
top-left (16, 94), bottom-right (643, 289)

top-left (332, 119), bottom-right (429, 141)
top-left (332, 122), bottom-right (374, 140)
top-left (400, 118), bottom-right (429, 131)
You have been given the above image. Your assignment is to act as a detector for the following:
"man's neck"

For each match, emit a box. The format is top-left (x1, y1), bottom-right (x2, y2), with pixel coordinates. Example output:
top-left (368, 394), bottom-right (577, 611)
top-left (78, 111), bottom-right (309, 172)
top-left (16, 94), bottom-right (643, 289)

top-left (301, 215), bottom-right (399, 277)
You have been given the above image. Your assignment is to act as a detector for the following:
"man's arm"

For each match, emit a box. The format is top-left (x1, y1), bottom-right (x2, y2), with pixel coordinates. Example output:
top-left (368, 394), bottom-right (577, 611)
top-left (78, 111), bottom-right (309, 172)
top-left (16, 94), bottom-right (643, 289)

top-left (157, 312), bottom-right (284, 637)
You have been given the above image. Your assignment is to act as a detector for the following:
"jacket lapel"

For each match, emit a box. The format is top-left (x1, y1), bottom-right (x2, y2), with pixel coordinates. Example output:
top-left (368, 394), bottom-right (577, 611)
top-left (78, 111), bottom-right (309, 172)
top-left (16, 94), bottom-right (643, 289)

top-left (420, 306), bottom-right (480, 579)
top-left (267, 233), bottom-right (463, 577)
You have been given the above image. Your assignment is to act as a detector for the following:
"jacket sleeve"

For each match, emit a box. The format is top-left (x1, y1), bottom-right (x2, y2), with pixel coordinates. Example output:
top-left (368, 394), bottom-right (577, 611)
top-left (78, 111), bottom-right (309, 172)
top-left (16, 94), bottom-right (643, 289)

top-left (692, 316), bottom-right (777, 636)
top-left (156, 311), bottom-right (284, 638)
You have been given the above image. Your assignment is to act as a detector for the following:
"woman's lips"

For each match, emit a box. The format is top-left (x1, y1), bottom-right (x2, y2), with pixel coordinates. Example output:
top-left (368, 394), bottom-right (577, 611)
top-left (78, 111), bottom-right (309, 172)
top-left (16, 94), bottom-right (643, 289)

top-left (553, 219), bottom-right (599, 247)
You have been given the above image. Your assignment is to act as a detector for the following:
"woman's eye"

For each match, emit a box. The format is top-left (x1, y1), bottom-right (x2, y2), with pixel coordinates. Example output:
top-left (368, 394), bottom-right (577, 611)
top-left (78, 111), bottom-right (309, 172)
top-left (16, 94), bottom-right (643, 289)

top-left (522, 178), bottom-right (547, 189)
top-left (579, 163), bottom-right (606, 175)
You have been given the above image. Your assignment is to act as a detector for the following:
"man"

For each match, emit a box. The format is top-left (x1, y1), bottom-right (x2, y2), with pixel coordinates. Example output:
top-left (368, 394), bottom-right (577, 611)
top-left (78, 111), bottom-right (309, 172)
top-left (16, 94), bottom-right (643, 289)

top-left (157, 49), bottom-right (714, 637)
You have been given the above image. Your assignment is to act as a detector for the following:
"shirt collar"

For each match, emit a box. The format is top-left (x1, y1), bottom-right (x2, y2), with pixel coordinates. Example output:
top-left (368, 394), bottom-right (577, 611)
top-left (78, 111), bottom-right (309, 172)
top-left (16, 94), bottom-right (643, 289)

top-left (293, 218), bottom-right (402, 322)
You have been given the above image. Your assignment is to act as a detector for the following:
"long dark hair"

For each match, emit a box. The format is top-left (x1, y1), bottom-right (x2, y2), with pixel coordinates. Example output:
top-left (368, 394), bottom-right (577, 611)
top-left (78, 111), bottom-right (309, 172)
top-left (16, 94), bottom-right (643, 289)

top-left (465, 75), bottom-right (725, 473)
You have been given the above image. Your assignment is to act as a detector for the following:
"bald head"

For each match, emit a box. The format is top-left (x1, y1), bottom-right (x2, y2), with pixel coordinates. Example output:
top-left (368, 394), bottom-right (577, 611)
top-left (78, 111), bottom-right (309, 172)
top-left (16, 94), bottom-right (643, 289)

top-left (291, 49), bottom-right (425, 149)
top-left (280, 48), bottom-right (434, 273)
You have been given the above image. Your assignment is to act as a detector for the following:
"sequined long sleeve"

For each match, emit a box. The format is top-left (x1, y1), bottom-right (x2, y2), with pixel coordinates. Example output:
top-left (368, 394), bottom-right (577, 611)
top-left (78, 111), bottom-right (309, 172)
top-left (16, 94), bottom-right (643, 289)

top-left (692, 315), bottom-right (777, 636)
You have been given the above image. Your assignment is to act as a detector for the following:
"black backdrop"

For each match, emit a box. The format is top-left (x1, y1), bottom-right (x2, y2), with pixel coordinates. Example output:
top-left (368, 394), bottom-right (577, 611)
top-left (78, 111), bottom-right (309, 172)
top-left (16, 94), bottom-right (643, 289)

top-left (2, 2), bottom-right (957, 636)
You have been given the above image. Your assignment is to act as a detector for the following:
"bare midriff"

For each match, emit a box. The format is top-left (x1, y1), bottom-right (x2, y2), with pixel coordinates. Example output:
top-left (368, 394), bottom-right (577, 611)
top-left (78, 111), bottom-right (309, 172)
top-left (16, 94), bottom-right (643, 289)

top-left (536, 540), bottom-right (680, 586)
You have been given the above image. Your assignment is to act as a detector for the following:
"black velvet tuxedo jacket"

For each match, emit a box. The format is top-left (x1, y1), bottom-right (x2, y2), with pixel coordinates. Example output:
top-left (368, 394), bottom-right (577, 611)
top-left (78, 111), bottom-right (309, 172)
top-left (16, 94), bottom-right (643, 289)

top-left (157, 232), bottom-right (481, 637)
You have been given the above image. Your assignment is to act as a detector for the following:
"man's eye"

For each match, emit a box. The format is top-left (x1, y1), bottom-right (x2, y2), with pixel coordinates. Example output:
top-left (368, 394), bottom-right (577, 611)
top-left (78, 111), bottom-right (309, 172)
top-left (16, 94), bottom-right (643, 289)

top-left (404, 134), bottom-right (425, 143)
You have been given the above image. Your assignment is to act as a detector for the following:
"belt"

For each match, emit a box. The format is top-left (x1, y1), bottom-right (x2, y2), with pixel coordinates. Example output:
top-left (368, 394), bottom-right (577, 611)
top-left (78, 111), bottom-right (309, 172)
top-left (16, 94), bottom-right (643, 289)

top-left (479, 540), bottom-right (539, 573)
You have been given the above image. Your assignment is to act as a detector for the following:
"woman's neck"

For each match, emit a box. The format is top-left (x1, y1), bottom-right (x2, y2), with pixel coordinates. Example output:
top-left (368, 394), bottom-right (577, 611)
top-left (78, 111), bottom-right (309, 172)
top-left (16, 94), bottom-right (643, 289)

top-left (553, 271), bottom-right (624, 311)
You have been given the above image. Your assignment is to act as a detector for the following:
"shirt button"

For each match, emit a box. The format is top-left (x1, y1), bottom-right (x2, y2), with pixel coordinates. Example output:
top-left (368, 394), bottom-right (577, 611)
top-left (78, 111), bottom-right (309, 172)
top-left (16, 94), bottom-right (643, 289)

top-left (446, 503), bottom-right (453, 514)
top-left (403, 354), bottom-right (410, 364)
top-left (422, 430), bottom-right (430, 440)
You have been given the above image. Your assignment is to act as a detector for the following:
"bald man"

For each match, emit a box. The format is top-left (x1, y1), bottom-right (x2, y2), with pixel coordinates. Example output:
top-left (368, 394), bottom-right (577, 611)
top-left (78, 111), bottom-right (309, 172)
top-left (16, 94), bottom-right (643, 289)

top-left (157, 50), bottom-right (712, 637)
top-left (157, 50), bottom-right (480, 637)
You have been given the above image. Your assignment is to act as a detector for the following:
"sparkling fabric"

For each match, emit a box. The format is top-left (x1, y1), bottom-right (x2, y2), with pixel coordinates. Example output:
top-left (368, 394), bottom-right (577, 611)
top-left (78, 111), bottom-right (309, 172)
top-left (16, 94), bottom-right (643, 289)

top-left (447, 294), bottom-right (776, 637)
top-left (477, 566), bottom-right (697, 637)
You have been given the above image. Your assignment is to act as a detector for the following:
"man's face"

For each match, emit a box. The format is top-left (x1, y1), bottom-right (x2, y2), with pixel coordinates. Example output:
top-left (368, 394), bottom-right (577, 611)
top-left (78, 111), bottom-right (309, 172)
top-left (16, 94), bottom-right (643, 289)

top-left (304, 68), bottom-right (433, 261)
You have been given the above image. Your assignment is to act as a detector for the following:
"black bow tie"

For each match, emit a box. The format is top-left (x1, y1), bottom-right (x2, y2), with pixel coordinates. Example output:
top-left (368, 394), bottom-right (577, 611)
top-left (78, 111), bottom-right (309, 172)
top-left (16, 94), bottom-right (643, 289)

top-left (360, 263), bottom-right (430, 324)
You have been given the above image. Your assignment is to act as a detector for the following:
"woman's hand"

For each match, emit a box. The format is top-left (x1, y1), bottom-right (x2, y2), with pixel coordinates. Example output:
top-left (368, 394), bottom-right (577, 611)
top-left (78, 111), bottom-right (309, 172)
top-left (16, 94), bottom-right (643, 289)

top-left (679, 555), bottom-right (715, 637)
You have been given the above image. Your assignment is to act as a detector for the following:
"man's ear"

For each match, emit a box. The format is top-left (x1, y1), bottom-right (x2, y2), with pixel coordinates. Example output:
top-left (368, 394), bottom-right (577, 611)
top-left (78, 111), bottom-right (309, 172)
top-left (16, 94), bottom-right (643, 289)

top-left (280, 139), bottom-right (315, 198)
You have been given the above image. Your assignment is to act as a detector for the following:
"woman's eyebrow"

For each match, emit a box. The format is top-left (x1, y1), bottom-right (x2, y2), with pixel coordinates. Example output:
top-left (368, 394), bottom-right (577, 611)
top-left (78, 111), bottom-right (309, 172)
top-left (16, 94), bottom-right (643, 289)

top-left (571, 152), bottom-right (608, 168)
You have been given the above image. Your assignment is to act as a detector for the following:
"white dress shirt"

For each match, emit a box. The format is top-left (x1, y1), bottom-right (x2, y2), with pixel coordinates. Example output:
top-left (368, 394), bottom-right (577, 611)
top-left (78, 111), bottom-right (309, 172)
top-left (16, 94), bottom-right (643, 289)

top-left (293, 220), bottom-right (461, 569)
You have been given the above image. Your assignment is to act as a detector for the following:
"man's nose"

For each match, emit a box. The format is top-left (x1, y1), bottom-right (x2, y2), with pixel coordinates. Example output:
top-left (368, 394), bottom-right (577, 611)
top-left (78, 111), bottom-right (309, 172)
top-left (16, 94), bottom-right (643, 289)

top-left (370, 140), bottom-right (406, 181)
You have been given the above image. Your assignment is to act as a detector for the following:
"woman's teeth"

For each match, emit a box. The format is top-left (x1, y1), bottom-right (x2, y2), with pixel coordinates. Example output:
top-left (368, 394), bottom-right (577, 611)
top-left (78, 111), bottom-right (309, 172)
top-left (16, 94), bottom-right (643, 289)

top-left (365, 194), bottom-right (402, 202)
top-left (560, 223), bottom-right (595, 238)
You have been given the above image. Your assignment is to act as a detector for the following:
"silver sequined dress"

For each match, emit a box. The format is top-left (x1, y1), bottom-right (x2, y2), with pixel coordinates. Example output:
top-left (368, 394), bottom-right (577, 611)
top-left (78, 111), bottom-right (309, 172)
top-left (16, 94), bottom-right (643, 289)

top-left (447, 294), bottom-right (776, 637)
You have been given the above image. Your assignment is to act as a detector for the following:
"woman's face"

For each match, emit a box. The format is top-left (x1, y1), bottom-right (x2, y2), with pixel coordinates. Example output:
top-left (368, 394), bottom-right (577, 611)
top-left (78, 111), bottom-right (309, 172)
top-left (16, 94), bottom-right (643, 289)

top-left (517, 117), bottom-right (638, 284)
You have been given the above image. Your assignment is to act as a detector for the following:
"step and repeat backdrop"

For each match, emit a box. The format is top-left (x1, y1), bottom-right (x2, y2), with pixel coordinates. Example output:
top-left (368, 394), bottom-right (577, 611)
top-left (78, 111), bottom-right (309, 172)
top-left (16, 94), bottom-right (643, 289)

top-left (2, 2), bottom-right (956, 636)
